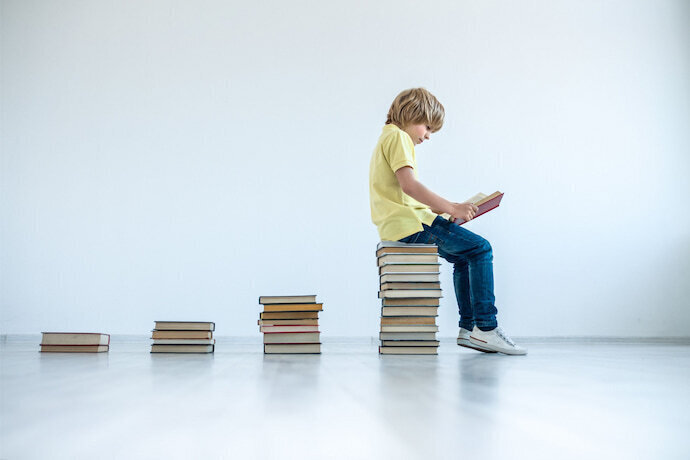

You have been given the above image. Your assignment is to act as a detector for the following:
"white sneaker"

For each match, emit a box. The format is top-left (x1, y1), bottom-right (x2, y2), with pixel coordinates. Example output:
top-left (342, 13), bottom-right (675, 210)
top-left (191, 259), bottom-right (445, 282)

top-left (457, 327), bottom-right (497, 353)
top-left (469, 326), bottom-right (527, 355)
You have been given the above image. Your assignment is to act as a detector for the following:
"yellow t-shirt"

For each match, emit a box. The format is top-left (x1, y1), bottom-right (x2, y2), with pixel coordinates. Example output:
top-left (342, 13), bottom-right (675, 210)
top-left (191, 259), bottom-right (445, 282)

top-left (369, 124), bottom-right (437, 241)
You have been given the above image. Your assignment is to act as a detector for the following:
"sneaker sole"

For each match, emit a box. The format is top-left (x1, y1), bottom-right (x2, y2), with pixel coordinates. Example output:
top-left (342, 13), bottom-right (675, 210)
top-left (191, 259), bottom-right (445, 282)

top-left (457, 338), bottom-right (497, 353)
top-left (469, 336), bottom-right (527, 356)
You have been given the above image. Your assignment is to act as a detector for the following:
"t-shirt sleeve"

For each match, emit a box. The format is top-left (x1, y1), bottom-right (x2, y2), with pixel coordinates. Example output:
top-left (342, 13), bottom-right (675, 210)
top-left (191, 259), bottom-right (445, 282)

top-left (382, 130), bottom-right (415, 173)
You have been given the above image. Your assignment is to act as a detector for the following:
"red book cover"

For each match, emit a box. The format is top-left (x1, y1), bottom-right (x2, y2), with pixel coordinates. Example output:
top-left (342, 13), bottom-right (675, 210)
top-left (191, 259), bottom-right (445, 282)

top-left (454, 192), bottom-right (504, 225)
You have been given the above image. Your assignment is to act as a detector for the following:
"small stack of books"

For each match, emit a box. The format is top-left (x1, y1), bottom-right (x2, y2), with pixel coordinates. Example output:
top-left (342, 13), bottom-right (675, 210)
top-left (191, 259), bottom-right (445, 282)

top-left (377, 241), bottom-right (441, 355)
top-left (150, 321), bottom-right (215, 353)
top-left (258, 295), bottom-right (322, 354)
top-left (40, 332), bottom-right (110, 352)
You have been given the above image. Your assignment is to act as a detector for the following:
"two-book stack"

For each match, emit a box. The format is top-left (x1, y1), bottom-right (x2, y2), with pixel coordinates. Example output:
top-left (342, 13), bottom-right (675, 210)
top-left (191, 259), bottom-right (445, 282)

top-left (377, 241), bottom-right (441, 355)
top-left (258, 295), bottom-right (322, 354)
top-left (40, 332), bottom-right (110, 352)
top-left (150, 321), bottom-right (215, 353)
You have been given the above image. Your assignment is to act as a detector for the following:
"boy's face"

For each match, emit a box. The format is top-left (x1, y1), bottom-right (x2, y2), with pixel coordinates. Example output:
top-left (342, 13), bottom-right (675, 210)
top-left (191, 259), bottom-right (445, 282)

top-left (403, 123), bottom-right (432, 145)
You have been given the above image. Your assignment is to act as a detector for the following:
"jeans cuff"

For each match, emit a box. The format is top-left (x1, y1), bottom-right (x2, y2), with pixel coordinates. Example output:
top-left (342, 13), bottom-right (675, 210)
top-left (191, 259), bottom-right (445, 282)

top-left (459, 321), bottom-right (475, 331)
top-left (475, 321), bottom-right (498, 331)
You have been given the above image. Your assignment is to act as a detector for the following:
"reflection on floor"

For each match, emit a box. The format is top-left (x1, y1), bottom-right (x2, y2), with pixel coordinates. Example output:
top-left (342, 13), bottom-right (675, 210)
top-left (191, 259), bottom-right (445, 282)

top-left (1, 336), bottom-right (688, 460)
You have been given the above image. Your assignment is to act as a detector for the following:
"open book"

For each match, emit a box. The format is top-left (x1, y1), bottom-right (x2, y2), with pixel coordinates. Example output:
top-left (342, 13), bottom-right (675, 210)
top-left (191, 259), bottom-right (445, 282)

top-left (440, 191), bottom-right (504, 225)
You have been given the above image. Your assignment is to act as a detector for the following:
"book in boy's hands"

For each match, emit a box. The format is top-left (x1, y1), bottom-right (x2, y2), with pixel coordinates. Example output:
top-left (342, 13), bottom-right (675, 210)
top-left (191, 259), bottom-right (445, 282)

top-left (440, 191), bottom-right (504, 225)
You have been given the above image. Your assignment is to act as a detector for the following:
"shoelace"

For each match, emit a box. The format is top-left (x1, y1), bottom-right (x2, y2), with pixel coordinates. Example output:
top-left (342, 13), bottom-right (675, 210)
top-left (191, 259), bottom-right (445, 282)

top-left (495, 327), bottom-right (516, 347)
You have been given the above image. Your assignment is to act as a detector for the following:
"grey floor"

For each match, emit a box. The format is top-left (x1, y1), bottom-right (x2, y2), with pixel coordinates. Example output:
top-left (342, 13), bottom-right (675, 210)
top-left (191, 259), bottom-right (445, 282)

top-left (1, 336), bottom-right (689, 460)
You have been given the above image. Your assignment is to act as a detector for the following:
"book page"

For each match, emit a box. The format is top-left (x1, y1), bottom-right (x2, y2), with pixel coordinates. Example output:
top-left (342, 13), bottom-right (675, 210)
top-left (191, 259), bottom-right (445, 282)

top-left (464, 192), bottom-right (487, 205)
top-left (475, 191), bottom-right (502, 206)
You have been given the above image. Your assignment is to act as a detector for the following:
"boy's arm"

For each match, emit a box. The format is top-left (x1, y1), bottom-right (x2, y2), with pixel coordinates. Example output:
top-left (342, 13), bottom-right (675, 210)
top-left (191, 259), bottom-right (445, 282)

top-left (395, 167), bottom-right (477, 222)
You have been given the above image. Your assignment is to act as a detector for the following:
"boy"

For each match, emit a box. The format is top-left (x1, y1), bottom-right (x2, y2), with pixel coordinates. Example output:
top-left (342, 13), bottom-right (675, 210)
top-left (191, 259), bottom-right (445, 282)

top-left (369, 88), bottom-right (526, 355)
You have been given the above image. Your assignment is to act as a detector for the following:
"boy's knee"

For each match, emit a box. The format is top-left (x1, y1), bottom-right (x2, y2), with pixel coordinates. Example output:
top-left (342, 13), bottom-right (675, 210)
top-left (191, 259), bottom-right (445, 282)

top-left (474, 238), bottom-right (492, 258)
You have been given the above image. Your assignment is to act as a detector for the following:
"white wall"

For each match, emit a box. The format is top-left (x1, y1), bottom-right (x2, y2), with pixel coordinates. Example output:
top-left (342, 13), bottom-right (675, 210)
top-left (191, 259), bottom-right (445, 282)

top-left (2, 0), bottom-right (689, 337)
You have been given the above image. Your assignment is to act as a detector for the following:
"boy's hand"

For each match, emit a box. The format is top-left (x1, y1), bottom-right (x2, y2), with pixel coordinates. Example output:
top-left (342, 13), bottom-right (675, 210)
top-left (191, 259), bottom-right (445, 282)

top-left (449, 203), bottom-right (478, 223)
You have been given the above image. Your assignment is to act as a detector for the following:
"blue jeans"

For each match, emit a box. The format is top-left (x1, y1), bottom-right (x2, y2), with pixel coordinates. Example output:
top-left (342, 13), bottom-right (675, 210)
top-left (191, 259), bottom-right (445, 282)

top-left (399, 216), bottom-right (498, 331)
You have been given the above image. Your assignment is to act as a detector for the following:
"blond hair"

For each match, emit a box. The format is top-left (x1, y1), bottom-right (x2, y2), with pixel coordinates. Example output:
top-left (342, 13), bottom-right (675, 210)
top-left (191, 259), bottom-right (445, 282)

top-left (385, 88), bottom-right (445, 132)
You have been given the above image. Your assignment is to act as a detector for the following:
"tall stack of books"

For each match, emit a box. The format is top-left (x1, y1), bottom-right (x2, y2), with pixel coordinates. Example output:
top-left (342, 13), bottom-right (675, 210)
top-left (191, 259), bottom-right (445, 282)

top-left (150, 321), bottom-right (215, 353)
top-left (40, 332), bottom-right (110, 352)
top-left (377, 241), bottom-right (441, 355)
top-left (258, 295), bottom-right (322, 354)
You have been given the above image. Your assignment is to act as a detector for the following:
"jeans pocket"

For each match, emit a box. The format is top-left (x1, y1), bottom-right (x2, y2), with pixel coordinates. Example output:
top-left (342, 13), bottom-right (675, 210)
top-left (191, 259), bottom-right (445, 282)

top-left (400, 231), bottom-right (440, 246)
top-left (399, 232), bottom-right (421, 244)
